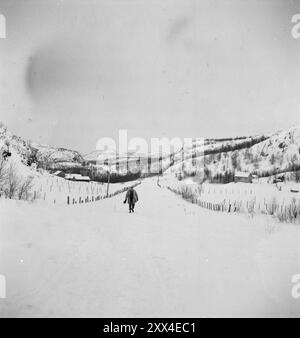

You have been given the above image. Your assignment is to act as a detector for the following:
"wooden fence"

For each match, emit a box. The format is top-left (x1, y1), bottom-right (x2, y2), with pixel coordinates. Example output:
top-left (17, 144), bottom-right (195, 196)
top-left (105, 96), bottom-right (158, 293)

top-left (66, 180), bottom-right (141, 205)
top-left (166, 186), bottom-right (300, 223)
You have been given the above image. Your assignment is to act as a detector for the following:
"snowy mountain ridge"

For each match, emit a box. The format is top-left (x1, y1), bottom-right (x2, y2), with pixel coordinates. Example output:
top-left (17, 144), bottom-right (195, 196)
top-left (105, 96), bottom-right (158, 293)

top-left (1, 122), bottom-right (300, 181)
top-left (0, 123), bottom-right (83, 169)
top-left (169, 125), bottom-right (300, 181)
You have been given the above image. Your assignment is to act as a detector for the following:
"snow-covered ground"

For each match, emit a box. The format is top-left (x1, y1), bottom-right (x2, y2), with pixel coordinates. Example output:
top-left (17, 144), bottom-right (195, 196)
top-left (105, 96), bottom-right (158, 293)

top-left (1, 177), bottom-right (300, 317)
top-left (162, 177), bottom-right (300, 206)
top-left (160, 174), bottom-right (300, 222)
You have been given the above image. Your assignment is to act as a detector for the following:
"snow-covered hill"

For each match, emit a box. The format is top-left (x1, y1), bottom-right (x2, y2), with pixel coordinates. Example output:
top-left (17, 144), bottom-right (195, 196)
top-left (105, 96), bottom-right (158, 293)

top-left (1, 121), bottom-right (300, 183)
top-left (0, 123), bottom-right (33, 166)
top-left (29, 142), bottom-right (83, 172)
top-left (0, 123), bottom-right (38, 179)
top-left (0, 123), bottom-right (84, 174)
top-left (166, 126), bottom-right (300, 182)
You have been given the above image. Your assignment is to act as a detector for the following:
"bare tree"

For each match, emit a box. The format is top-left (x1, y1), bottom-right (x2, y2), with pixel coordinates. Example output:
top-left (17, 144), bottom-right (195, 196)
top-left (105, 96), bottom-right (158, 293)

top-left (0, 156), bottom-right (8, 195)
top-left (5, 163), bottom-right (21, 199)
top-left (18, 176), bottom-right (34, 200)
top-left (38, 151), bottom-right (56, 170)
top-left (0, 142), bottom-right (10, 191)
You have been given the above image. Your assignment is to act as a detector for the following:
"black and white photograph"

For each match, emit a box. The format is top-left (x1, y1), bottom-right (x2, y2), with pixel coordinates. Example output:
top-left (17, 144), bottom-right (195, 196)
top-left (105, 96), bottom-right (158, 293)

top-left (0, 0), bottom-right (300, 320)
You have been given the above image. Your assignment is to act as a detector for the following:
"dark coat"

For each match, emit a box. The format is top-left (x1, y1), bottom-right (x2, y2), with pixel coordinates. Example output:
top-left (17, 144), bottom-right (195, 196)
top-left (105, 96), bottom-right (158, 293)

top-left (124, 188), bottom-right (138, 204)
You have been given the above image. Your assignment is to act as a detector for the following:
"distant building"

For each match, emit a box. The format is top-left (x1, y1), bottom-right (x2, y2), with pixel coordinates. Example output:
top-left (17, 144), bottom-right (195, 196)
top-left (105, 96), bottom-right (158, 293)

top-left (65, 173), bottom-right (91, 182)
top-left (234, 171), bottom-right (252, 183)
top-left (273, 175), bottom-right (284, 183)
top-left (52, 170), bottom-right (65, 178)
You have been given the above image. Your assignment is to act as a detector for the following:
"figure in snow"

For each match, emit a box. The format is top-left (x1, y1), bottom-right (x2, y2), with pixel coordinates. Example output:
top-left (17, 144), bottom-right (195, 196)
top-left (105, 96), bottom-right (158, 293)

top-left (123, 187), bottom-right (138, 213)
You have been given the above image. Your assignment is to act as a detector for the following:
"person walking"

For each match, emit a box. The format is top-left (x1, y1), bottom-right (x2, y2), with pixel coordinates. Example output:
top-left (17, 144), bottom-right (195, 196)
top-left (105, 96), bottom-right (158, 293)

top-left (123, 187), bottom-right (138, 213)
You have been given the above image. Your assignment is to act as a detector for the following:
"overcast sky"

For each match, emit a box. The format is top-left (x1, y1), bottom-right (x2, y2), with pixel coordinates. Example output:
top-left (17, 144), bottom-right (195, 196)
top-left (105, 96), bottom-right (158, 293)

top-left (0, 0), bottom-right (300, 153)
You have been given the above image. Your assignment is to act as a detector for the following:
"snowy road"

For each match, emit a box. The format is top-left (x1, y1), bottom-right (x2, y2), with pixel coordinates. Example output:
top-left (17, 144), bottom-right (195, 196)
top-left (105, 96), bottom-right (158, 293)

top-left (1, 178), bottom-right (300, 317)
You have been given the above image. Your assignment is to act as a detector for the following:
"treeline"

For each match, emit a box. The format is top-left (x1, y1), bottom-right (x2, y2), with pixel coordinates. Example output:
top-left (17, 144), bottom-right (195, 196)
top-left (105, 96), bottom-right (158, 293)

top-left (210, 171), bottom-right (235, 184)
top-left (256, 165), bottom-right (300, 181)
top-left (206, 135), bottom-right (249, 143)
top-left (96, 171), bottom-right (142, 183)
top-left (204, 135), bottom-right (268, 156)
top-left (48, 164), bottom-right (142, 183)
top-left (177, 166), bottom-right (236, 184)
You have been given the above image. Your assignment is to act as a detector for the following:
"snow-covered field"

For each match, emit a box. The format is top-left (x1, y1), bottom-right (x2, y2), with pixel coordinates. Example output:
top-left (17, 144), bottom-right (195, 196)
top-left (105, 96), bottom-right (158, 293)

top-left (1, 177), bottom-right (300, 317)
top-left (161, 174), bottom-right (300, 222)
top-left (31, 174), bottom-right (140, 205)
